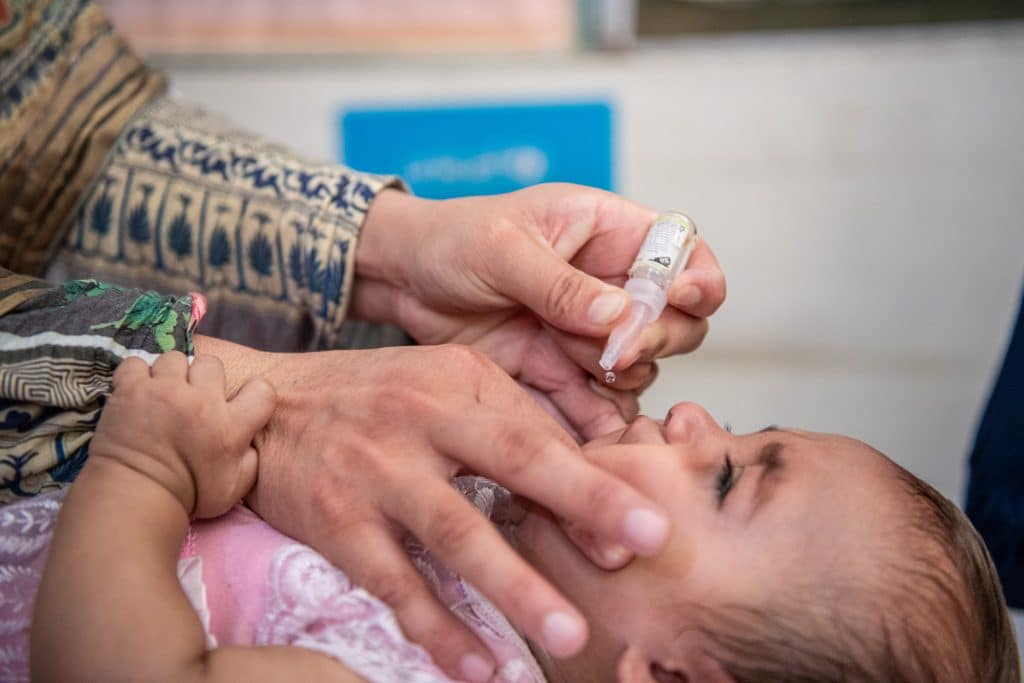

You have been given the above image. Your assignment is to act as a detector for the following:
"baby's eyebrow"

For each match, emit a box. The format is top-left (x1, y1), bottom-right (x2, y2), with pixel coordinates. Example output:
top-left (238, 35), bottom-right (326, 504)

top-left (757, 441), bottom-right (784, 469)
top-left (750, 441), bottom-right (785, 516)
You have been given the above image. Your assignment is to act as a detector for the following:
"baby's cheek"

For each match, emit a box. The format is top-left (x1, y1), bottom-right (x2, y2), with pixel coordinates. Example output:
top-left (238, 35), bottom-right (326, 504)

top-left (631, 525), bottom-right (696, 584)
top-left (584, 534), bottom-right (698, 648)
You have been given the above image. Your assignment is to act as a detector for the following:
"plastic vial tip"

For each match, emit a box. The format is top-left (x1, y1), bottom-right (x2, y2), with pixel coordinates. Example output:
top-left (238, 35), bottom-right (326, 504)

top-left (604, 371), bottom-right (616, 384)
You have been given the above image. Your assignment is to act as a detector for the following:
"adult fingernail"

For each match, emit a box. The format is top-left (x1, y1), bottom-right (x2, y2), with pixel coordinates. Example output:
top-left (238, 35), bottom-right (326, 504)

top-left (542, 610), bottom-right (587, 658)
top-left (460, 652), bottom-right (495, 683)
top-left (624, 508), bottom-right (670, 555)
top-left (678, 285), bottom-right (702, 307)
top-left (588, 291), bottom-right (628, 325)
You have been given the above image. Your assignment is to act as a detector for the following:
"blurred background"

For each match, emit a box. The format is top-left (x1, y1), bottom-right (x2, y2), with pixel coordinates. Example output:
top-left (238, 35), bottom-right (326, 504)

top-left (103, 0), bottom-right (1022, 560)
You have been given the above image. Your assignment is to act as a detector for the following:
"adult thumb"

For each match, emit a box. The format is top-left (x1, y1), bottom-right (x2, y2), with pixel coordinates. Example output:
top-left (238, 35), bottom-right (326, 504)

top-left (491, 234), bottom-right (630, 337)
top-left (228, 378), bottom-right (276, 444)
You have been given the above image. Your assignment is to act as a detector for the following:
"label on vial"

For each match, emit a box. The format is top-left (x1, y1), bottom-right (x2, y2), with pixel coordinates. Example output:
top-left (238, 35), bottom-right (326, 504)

top-left (634, 215), bottom-right (692, 272)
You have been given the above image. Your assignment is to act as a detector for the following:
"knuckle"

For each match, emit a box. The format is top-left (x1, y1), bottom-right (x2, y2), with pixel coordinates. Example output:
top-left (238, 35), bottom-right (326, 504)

top-left (680, 318), bottom-right (710, 353)
top-left (503, 573), bottom-right (539, 611)
top-left (346, 433), bottom-right (386, 472)
top-left (544, 269), bottom-right (585, 322)
top-left (436, 343), bottom-right (489, 372)
top-left (366, 568), bottom-right (421, 610)
top-left (424, 506), bottom-right (481, 557)
top-left (481, 216), bottom-right (519, 250)
top-left (309, 474), bottom-right (352, 522)
top-left (496, 432), bottom-right (539, 477)
top-left (581, 476), bottom-right (623, 520)
top-left (152, 390), bottom-right (183, 415)
top-left (368, 384), bottom-right (415, 420)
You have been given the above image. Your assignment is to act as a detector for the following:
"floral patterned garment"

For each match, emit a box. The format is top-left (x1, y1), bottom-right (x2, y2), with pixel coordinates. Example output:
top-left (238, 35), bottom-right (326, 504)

top-left (0, 478), bottom-right (547, 683)
top-left (0, 270), bottom-right (204, 502)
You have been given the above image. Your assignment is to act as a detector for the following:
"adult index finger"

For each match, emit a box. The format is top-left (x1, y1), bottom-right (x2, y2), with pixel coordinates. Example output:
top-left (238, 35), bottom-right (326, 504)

top-left (306, 509), bottom-right (497, 683)
top-left (385, 477), bottom-right (589, 659)
top-left (428, 406), bottom-right (671, 558)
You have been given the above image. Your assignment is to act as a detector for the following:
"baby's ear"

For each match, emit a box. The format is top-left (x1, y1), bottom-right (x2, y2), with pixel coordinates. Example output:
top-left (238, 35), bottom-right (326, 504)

top-left (616, 645), bottom-right (736, 683)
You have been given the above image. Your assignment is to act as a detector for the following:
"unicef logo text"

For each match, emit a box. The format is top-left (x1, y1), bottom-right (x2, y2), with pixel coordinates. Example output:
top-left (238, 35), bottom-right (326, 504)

top-left (404, 146), bottom-right (549, 187)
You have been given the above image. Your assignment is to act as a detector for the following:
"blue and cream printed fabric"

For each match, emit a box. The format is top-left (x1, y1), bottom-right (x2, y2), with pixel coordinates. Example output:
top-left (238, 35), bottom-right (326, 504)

top-left (0, 268), bottom-right (200, 502)
top-left (53, 96), bottom-right (404, 351)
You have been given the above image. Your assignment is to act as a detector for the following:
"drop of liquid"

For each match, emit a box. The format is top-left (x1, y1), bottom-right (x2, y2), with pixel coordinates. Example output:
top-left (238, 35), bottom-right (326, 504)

top-left (604, 371), bottom-right (616, 384)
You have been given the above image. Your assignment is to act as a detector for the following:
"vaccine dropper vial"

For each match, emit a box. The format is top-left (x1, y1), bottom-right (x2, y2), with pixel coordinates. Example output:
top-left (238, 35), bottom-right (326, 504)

top-left (599, 211), bottom-right (699, 382)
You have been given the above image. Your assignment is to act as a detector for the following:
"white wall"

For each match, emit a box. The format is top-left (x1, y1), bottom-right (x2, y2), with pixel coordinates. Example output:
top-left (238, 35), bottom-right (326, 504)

top-left (161, 21), bottom-right (1024, 501)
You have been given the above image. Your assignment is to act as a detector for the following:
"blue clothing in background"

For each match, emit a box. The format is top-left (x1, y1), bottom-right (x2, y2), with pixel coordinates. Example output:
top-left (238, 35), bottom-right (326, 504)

top-left (966, 280), bottom-right (1024, 607)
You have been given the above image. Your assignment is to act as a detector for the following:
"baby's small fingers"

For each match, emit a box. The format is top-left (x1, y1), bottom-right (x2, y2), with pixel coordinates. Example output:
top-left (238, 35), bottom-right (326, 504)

top-left (188, 354), bottom-right (227, 393)
top-left (228, 378), bottom-right (276, 442)
top-left (230, 446), bottom-right (259, 504)
top-left (192, 446), bottom-right (259, 519)
top-left (112, 356), bottom-right (149, 390)
top-left (151, 350), bottom-right (189, 380)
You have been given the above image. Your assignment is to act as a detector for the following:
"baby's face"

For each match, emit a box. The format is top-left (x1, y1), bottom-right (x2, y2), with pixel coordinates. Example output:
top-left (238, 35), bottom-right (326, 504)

top-left (516, 402), bottom-right (909, 681)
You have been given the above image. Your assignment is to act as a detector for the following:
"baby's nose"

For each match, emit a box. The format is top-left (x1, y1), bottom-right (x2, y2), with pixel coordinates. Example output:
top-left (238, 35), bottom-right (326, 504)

top-left (663, 402), bottom-right (724, 446)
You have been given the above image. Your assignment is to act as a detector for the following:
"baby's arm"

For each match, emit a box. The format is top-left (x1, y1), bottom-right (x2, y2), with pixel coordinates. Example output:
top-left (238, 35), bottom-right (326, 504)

top-left (31, 353), bottom-right (363, 683)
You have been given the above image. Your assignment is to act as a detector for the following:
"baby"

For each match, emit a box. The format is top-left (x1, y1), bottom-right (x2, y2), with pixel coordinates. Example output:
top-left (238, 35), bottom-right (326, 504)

top-left (8, 352), bottom-right (1020, 682)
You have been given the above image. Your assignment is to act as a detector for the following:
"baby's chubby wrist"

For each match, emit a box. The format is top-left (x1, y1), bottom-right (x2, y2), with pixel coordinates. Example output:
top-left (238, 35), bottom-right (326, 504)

top-left (85, 441), bottom-right (197, 517)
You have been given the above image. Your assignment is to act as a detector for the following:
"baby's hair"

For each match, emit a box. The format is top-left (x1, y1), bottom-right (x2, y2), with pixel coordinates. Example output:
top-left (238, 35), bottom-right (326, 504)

top-left (687, 460), bottom-right (1019, 682)
top-left (888, 463), bottom-right (1019, 682)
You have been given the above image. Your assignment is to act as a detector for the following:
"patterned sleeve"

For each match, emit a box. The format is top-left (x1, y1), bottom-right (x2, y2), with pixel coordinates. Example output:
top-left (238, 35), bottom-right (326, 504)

top-left (53, 95), bottom-right (404, 351)
top-left (0, 268), bottom-right (203, 504)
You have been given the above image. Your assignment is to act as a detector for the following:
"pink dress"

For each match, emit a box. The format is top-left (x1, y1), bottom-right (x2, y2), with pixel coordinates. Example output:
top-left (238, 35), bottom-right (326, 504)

top-left (0, 477), bottom-right (545, 683)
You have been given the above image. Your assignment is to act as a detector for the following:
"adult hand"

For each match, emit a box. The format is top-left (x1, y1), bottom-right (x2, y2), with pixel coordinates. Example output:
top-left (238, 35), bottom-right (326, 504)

top-left (197, 336), bottom-right (673, 683)
top-left (352, 184), bottom-right (726, 441)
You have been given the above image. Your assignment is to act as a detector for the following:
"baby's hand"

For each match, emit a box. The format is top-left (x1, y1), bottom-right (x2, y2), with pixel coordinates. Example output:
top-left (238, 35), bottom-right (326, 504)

top-left (90, 351), bottom-right (276, 518)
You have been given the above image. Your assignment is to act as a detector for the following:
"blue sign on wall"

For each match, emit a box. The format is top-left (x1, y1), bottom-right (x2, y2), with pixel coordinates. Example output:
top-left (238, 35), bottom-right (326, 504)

top-left (340, 100), bottom-right (613, 199)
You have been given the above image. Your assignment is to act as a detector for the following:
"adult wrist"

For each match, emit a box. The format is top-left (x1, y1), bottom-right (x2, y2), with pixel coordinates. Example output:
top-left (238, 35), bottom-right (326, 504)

top-left (193, 334), bottom-right (280, 395)
top-left (356, 189), bottom-right (421, 284)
